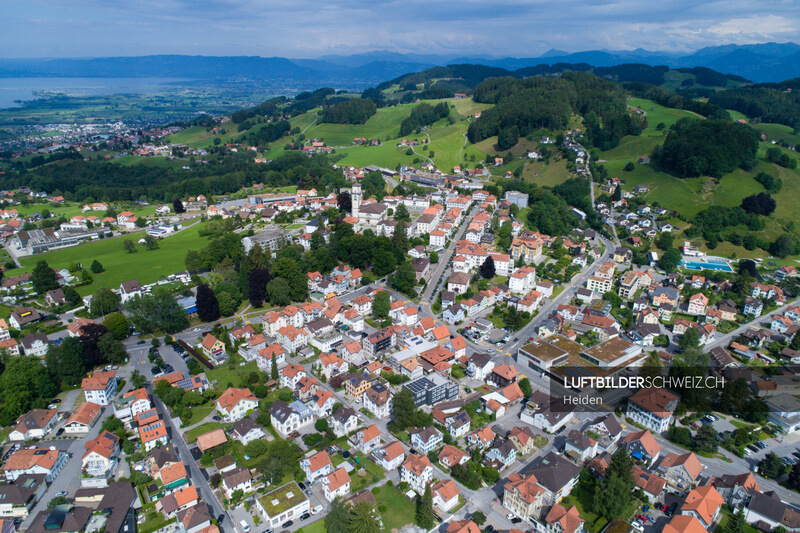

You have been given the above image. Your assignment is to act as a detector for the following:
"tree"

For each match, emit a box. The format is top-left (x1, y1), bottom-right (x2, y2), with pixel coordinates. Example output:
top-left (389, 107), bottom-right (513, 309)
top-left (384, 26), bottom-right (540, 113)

top-left (248, 268), bottom-right (270, 307)
top-left (173, 198), bottom-right (185, 214)
top-left (724, 508), bottom-right (747, 533)
top-left (479, 256), bottom-right (496, 279)
top-left (758, 452), bottom-right (786, 479)
top-left (471, 511), bottom-right (486, 526)
top-left (787, 462), bottom-right (800, 491)
top-left (655, 232), bottom-right (674, 251)
top-left (123, 240), bottom-right (137, 253)
top-left (657, 247), bottom-right (681, 272)
top-left (395, 204), bottom-right (410, 222)
top-left (90, 260), bottom-right (104, 273)
top-left (31, 260), bottom-right (59, 294)
top-left (271, 355), bottom-right (279, 381)
top-left (103, 312), bottom-right (130, 340)
top-left (373, 291), bottom-right (390, 319)
top-left (47, 496), bottom-right (67, 510)
top-left (325, 497), bottom-right (350, 533)
top-left (131, 369), bottom-right (146, 389)
top-left (594, 471), bottom-right (632, 520)
top-left (142, 235), bottom-right (158, 251)
top-left (430, 251), bottom-right (439, 263)
top-left (518, 377), bottom-right (532, 398)
top-left (63, 286), bottom-right (82, 307)
top-left (770, 233), bottom-right (798, 259)
top-left (315, 419), bottom-right (328, 432)
top-left (90, 287), bottom-right (121, 317)
top-left (415, 482), bottom-right (435, 528)
top-left (391, 221), bottom-right (410, 257)
top-left (740, 193), bottom-right (776, 216)
top-left (123, 290), bottom-right (189, 334)
top-left (391, 262), bottom-right (417, 297)
top-left (196, 284), bottom-right (220, 323)
top-left (266, 278), bottom-right (291, 306)
top-left (349, 501), bottom-right (382, 533)
top-left (624, 162), bottom-right (635, 171)
top-left (46, 336), bottom-right (86, 387)
top-left (639, 351), bottom-right (663, 380)
top-left (679, 328), bottom-right (700, 352)
top-left (790, 332), bottom-right (800, 351)
top-left (98, 332), bottom-right (128, 364)
top-left (337, 191), bottom-right (352, 214)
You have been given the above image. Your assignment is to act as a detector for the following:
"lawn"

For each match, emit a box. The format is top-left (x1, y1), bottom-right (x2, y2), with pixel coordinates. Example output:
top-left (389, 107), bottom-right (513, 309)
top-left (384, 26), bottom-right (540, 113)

top-left (186, 406), bottom-right (214, 426)
top-left (205, 360), bottom-right (259, 388)
top-left (18, 222), bottom-right (211, 296)
top-left (373, 484), bottom-right (416, 531)
top-left (183, 422), bottom-right (223, 444)
top-left (303, 520), bottom-right (327, 533)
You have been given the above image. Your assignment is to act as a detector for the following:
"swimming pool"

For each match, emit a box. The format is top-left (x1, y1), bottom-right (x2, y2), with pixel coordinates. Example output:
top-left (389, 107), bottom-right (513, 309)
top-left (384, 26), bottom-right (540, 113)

top-left (680, 260), bottom-right (734, 272)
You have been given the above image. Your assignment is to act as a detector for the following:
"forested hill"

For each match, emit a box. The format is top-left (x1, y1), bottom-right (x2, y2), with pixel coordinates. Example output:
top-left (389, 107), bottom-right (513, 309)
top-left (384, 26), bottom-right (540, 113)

top-left (466, 72), bottom-right (644, 151)
top-left (377, 63), bottom-right (749, 101)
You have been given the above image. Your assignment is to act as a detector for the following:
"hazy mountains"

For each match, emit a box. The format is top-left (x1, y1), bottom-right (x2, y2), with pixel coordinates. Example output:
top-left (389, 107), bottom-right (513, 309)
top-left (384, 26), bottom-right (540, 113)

top-left (1, 42), bottom-right (799, 87)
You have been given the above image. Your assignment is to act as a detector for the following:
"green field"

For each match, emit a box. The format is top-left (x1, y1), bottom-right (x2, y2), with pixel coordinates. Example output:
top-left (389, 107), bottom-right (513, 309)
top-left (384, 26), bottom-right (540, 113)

top-left (18, 222), bottom-right (210, 295)
top-left (753, 122), bottom-right (800, 146)
top-left (299, 104), bottom-right (418, 146)
top-left (627, 97), bottom-right (703, 130)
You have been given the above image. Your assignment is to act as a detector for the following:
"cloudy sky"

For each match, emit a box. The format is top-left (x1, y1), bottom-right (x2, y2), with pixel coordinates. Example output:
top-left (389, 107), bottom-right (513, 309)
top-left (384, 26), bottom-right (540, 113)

top-left (2, 0), bottom-right (799, 58)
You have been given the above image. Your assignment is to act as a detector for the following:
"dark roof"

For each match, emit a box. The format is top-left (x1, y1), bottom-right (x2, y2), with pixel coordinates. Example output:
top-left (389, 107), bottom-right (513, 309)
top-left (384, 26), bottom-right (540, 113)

top-left (525, 452), bottom-right (581, 493)
top-left (223, 466), bottom-right (252, 488)
top-left (468, 352), bottom-right (493, 368)
top-left (97, 482), bottom-right (136, 533)
top-left (232, 418), bottom-right (264, 437)
top-left (0, 474), bottom-right (46, 504)
top-left (150, 445), bottom-right (180, 469)
top-left (28, 506), bottom-right (92, 533)
top-left (333, 406), bottom-right (357, 424)
top-left (269, 400), bottom-right (295, 423)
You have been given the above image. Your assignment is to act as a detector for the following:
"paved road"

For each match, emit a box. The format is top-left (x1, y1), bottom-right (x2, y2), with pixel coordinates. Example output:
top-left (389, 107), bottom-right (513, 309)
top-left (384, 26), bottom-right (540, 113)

top-left (420, 208), bottom-right (476, 305)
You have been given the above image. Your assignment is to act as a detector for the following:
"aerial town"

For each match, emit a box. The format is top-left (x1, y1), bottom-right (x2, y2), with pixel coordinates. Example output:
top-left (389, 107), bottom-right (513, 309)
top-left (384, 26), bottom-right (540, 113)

top-left (0, 123), bottom-right (797, 533)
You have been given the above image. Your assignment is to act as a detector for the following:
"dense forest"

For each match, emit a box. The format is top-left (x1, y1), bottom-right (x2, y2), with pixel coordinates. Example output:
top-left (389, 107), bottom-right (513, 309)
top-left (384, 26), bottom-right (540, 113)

top-left (320, 98), bottom-right (377, 124)
top-left (468, 72), bottom-right (641, 151)
top-left (653, 118), bottom-right (759, 178)
top-left (708, 78), bottom-right (800, 129)
top-left (5, 151), bottom-right (347, 202)
top-left (399, 102), bottom-right (451, 136)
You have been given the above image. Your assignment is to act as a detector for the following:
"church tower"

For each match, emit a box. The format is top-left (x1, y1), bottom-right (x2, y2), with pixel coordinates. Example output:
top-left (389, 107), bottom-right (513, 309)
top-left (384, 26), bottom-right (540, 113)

top-left (351, 183), bottom-right (362, 220)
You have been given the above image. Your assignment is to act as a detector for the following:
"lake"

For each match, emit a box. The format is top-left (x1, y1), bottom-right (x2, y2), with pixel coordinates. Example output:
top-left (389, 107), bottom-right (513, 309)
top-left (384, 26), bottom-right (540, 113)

top-left (0, 77), bottom-right (191, 109)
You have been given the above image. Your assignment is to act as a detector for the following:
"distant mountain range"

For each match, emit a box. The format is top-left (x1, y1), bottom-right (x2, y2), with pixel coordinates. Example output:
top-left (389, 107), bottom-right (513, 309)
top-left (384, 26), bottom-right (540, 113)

top-left (2, 42), bottom-right (800, 87)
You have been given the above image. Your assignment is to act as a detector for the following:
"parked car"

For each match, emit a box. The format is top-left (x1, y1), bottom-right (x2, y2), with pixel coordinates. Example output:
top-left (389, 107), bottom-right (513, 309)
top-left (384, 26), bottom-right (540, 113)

top-left (55, 491), bottom-right (67, 497)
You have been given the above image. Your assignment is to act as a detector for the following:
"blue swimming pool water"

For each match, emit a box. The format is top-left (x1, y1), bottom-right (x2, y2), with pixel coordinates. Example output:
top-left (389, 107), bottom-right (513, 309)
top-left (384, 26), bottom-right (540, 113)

top-left (680, 260), bottom-right (734, 272)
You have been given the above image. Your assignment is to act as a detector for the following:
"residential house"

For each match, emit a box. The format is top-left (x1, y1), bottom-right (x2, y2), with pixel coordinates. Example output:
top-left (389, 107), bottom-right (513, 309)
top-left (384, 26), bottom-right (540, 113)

top-left (1, 448), bottom-right (68, 482)
top-left (81, 371), bottom-right (117, 405)
top-left (372, 441), bottom-right (406, 471)
top-left (410, 426), bottom-right (443, 454)
top-left (626, 387), bottom-right (679, 433)
top-left (322, 467), bottom-right (351, 502)
top-left (215, 388), bottom-right (258, 422)
top-left (81, 431), bottom-right (120, 477)
top-left (300, 451), bottom-right (333, 483)
top-left (622, 429), bottom-right (662, 466)
top-left (332, 407), bottom-right (360, 438)
top-left (399, 454), bottom-right (433, 494)
top-left (431, 479), bottom-right (460, 512)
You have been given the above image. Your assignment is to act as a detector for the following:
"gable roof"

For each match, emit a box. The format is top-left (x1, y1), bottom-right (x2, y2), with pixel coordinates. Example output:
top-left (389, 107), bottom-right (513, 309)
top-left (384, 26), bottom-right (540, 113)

top-left (196, 428), bottom-right (228, 452)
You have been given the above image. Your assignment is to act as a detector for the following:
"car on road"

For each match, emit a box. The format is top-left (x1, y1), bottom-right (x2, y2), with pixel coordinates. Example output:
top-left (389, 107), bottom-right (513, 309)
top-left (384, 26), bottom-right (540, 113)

top-left (212, 415), bottom-right (221, 421)
top-left (485, 526), bottom-right (494, 533)
top-left (56, 428), bottom-right (64, 436)
top-left (281, 520), bottom-right (293, 528)
top-left (511, 518), bottom-right (522, 524)
top-left (52, 398), bottom-right (61, 404)
top-left (301, 513), bottom-right (311, 520)
top-left (55, 491), bottom-right (67, 497)
top-left (137, 340), bottom-right (146, 345)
